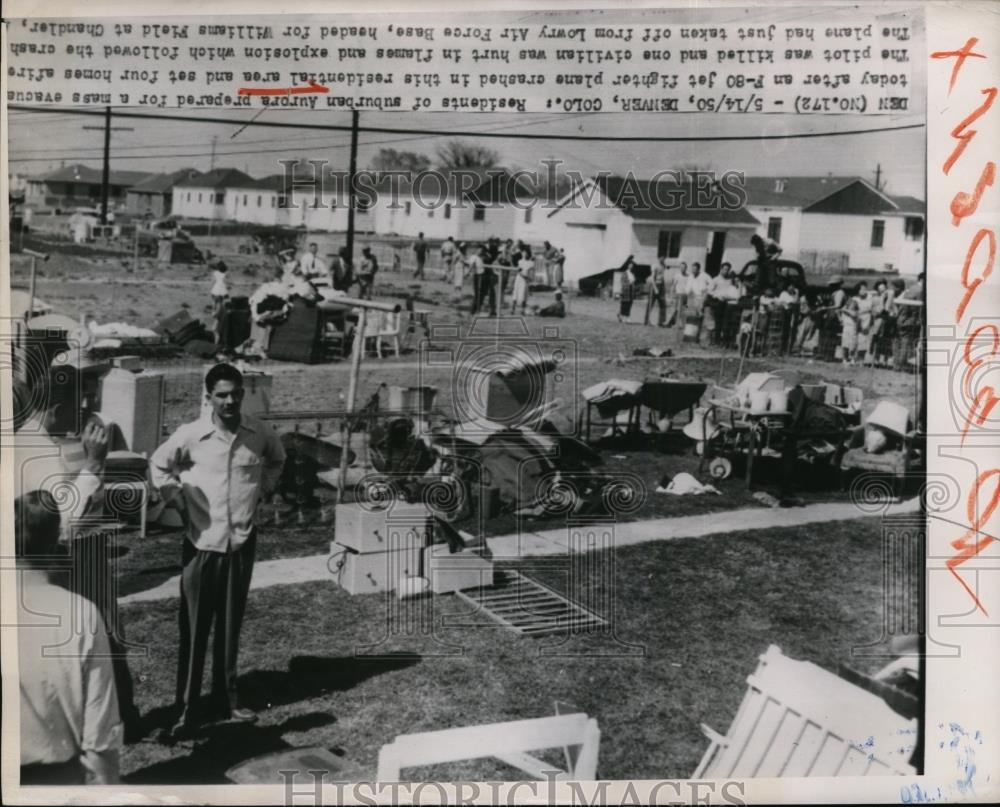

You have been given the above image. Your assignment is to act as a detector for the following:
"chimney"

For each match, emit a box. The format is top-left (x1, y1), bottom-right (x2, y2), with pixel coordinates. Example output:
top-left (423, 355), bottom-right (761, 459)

top-left (774, 179), bottom-right (786, 193)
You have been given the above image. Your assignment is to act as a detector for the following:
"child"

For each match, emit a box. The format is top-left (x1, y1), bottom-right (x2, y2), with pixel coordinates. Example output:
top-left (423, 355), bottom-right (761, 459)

top-left (536, 291), bottom-right (566, 318)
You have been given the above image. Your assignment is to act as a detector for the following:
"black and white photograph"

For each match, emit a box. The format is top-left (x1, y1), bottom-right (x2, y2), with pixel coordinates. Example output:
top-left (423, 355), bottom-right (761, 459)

top-left (1, 1), bottom-right (997, 804)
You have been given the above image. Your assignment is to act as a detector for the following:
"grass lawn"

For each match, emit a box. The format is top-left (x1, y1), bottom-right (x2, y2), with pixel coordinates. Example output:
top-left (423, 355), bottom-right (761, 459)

top-left (118, 516), bottom-right (903, 782)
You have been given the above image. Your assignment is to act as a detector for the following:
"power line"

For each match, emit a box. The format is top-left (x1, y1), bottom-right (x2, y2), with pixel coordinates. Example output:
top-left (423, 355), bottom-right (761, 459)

top-left (8, 110), bottom-right (592, 154)
top-left (7, 105), bottom-right (925, 142)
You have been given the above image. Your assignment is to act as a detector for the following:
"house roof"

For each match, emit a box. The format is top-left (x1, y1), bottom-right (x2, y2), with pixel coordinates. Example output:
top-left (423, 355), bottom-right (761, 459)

top-left (38, 164), bottom-right (153, 187)
top-left (742, 175), bottom-right (924, 216)
top-left (464, 172), bottom-right (535, 205)
top-left (128, 168), bottom-right (204, 194)
top-left (887, 194), bottom-right (926, 216)
top-left (175, 167), bottom-right (255, 189)
top-left (577, 175), bottom-right (760, 227)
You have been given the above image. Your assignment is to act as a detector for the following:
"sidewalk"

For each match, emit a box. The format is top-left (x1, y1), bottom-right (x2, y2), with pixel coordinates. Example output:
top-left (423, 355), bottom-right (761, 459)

top-left (120, 497), bottom-right (919, 605)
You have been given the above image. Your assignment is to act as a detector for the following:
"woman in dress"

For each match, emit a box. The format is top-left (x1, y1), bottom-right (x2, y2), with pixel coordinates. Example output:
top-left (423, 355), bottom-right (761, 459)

top-left (510, 245), bottom-right (534, 316)
top-left (616, 256), bottom-right (636, 322)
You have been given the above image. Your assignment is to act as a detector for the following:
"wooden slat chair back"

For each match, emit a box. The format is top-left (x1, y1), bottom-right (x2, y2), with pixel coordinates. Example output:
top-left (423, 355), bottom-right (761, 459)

top-left (693, 645), bottom-right (917, 779)
top-left (377, 713), bottom-right (600, 782)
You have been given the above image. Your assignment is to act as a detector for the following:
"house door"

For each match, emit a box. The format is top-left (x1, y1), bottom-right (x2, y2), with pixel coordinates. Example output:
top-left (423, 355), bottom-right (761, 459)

top-left (707, 231), bottom-right (726, 276)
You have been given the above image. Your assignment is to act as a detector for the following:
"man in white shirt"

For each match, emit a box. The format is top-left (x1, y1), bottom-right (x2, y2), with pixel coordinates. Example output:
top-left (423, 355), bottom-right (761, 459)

top-left (16, 490), bottom-right (123, 785)
top-left (151, 363), bottom-right (285, 738)
top-left (297, 242), bottom-right (328, 283)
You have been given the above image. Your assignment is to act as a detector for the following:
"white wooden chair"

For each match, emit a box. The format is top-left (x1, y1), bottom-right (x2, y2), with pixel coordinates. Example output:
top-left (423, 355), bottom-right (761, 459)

top-left (362, 311), bottom-right (401, 359)
top-left (693, 644), bottom-right (917, 778)
top-left (377, 713), bottom-right (600, 782)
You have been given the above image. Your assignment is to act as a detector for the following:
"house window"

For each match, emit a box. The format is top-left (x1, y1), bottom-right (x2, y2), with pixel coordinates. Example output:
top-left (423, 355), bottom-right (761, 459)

top-left (657, 230), bottom-right (682, 259)
top-left (904, 216), bottom-right (924, 240)
top-left (871, 219), bottom-right (885, 248)
top-left (473, 204), bottom-right (486, 222)
top-left (271, 197), bottom-right (276, 208)
top-left (767, 217), bottom-right (782, 243)
top-left (444, 203), bottom-right (452, 219)
top-left (215, 192), bottom-right (225, 205)
top-left (198, 193), bottom-right (203, 203)
top-left (428, 209), bottom-right (435, 218)
top-left (405, 201), bottom-right (412, 216)
top-left (243, 194), bottom-right (248, 205)
top-left (186, 192), bottom-right (191, 202)
top-left (524, 208), bottom-right (533, 224)
top-left (257, 195), bottom-right (262, 207)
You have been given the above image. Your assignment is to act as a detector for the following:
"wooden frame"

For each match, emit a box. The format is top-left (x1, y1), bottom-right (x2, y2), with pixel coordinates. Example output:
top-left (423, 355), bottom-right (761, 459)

top-left (693, 644), bottom-right (917, 778)
top-left (377, 712), bottom-right (600, 782)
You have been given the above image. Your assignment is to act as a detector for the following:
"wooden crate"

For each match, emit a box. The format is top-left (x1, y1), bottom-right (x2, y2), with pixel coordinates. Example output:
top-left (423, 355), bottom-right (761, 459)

top-left (332, 543), bottom-right (424, 595)
top-left (334, 502), bottom-right (431, 554)
top-left (424, 544), bottom-right (494, 594)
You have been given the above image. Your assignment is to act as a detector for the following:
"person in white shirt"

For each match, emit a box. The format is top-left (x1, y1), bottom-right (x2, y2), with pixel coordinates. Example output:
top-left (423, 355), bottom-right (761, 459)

top-left (16, 490), bottom-right (123, 785)
top-left (12, 376), bottom-right (143, 741)
top-left (150, 363), bottom-right (285, 739)
top-left (210, 259), bottom-right (230, 344)
top-left (297, 242), bottom-right (328, 283)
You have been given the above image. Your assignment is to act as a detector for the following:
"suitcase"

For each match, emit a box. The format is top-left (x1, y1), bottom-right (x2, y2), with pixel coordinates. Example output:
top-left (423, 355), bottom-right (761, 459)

top-left (332, 543), bottom-right (424, 595)
top-left (334, 502), bottom-right (431, 554)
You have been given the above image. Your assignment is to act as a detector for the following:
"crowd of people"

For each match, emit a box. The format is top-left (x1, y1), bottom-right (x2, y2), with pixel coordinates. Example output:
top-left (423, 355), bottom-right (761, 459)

top-left (621, 251), bottom-right (924, 371)
top-left (13, 363), bottom-right (287, 784)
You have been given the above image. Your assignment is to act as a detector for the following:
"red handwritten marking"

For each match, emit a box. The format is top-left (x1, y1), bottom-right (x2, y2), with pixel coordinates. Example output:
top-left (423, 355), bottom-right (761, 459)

top-left (962, 323), bottom-right (999, 398)
top-left (938, 39), bottom-right (999, 609)
top-left (932, 37), bottom-right (986, 93)
top-left (955, 228), bottom-right (996, 322)
top-left (951, 161), bottom-right (996, 226)
top-left (944, 87), bottom-right (997, 175)
top-left (238, 80), bottom-right (329, 97)
top-left (946, 469), bottom-right (1000, 615)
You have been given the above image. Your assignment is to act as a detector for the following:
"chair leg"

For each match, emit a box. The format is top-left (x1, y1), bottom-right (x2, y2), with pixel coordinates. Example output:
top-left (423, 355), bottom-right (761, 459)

top-left (392, 336), bottom-right (400, 357)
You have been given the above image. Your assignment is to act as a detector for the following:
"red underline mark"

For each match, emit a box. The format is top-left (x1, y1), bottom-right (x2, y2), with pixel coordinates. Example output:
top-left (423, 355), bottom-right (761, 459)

top-left (238, 80), bottom-right (330, 97)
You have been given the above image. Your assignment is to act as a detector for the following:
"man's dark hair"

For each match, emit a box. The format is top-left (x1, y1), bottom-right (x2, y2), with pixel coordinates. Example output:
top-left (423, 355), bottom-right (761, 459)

top-left (205, 363), bottom-right (244, 393)
top-left (15, 490), bottom-right (61, 561)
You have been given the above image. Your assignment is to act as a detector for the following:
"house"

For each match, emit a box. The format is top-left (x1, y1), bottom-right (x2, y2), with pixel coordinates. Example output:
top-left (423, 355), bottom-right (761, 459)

top-left (545, 175), bottom-right (760, 288)
top-left (371, 174), bottom-right (465, 240)
top-left (224, 174), bottom-right (289, 226)
top-left (125, 168), bottom-right (203, 219)
top-left (741, 176), bottom-right (925, 276)
top-left (171, 167), bottom-right (254, 220)
top-left (25, 164), bottom-right (152, 213)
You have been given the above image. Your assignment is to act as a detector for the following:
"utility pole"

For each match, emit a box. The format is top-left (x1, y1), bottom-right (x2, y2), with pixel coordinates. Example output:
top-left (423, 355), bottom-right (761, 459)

top-left (210, 135), bottom-right (218, 171)
top-left (345, 110), bottom-right (359, 272)
top-left (874, 163), bottom-right (883, 191)
top-left (82, 107), bottom-right (133, 226)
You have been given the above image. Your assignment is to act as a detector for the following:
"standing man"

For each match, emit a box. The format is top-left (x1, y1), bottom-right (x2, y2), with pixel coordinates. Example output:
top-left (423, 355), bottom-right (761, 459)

top-left (151, 363), bottom-right (285, 739)
top-left (298, 242), bottom-right (328, 284)
top-left (412, 232), bottom-right (428, 280)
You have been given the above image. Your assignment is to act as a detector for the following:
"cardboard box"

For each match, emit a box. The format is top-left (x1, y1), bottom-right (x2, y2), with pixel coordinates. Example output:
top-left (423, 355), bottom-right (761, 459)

top-left (332, 543), bottom-right (423, 595)
top-left (335, 502), bottom-right (431, 554)
top-left (423, 544), bottom-right (494, 594)
top-left (98, 368), bottom-right (164, 456)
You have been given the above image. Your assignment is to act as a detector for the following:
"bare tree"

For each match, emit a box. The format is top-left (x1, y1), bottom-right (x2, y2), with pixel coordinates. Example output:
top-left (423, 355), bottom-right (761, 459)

top-left (434, 140), bottom-right (502, 173)
top-left (370, 148), bottom-right (432, 173)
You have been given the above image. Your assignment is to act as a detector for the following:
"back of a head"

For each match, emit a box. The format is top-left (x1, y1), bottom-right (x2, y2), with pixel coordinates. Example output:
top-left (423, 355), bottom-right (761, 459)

top-left (15, 490), bottom-right (61, 563)
top-left (12, 375), bottom-right (47, 432)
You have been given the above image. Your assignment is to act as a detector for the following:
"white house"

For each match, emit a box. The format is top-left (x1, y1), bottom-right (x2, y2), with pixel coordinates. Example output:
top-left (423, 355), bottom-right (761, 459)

top-left (171, 167), bottom-right (254, 220)
top-left (545, 175), bottom-right (760, 288)
top-left (742, 176), bottom-right (925, 276)
top-left (371, 174), bottom-right (464, 240)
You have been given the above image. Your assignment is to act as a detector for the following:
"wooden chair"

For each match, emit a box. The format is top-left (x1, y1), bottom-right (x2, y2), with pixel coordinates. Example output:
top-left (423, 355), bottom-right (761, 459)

top-left (361, 311), bottom-right (401, 359)
top-left (693, 645), bottom-right (917, 778)
top-left (377, 713), bottom-right (600, 782)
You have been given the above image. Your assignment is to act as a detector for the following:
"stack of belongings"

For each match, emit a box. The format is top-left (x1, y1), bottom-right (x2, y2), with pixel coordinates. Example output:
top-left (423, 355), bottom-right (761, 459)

top-left (581, 378), bottom-right (643, 436)
top-left (155, 309), bottom-right (214, 358)
top-left (840, 399), bottom-right (917, 480)
top-left (429, 417), bottom-right (610, 520)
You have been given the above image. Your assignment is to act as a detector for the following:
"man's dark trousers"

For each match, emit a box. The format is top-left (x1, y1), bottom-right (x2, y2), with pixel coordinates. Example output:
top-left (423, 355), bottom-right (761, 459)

top-left (175, 531), bottom-right (256, 723)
